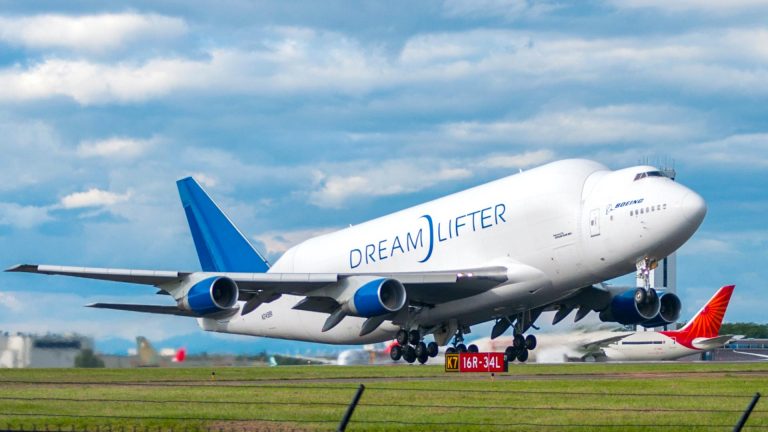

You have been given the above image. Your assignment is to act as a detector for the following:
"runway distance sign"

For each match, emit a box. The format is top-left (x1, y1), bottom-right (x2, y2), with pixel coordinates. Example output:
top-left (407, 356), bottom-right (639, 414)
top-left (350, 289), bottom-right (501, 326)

top-left (445, 352), bottom-right (508, 373)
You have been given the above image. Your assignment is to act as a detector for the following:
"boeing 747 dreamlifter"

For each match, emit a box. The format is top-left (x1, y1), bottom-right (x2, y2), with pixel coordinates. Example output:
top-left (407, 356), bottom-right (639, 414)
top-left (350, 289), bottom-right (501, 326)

top-left (8, 159), bottom-right (707, 363)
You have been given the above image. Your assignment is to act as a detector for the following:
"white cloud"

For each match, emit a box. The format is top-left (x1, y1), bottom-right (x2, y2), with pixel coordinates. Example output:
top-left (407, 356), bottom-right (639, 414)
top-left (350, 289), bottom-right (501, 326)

top-left (307, 149), bottom-right (558, 208)
top-left (0, 117), bottom-right (72, 193)
top-left (0, 13), bottom-right (187, 53)
top-left (60, 188), bottom-right (131, 209)
top-left (607, 0), bottom-right (768, 14)
top-left (254, 227), bottom-right (339, 255)
top-left (442, 105), bottom-right (702, 146)
top-left (0, 56), bottom-right (213, 104)
top-left (309, 161), bottom-right (472, 208)
top-left (188, 173), bottom-right (219, 188)
top-left (2, 26), bottom-right (768, 105)
top-left (0, 292), bottom-right (23, 312)
top-left (679, 238), bottom-right (735, 256)
top-left (480, 150), bottom-right (555, 168)
top-left (679, 231), bottom-right (768, 256)
top-left (0, 202), bottom-right (53, 229)
top-left (684, 133), bottom-right (768, 168)
top-left (442, 0), bottom-right (560, 20)
top-left (77, 137), bottom-right (154, 159)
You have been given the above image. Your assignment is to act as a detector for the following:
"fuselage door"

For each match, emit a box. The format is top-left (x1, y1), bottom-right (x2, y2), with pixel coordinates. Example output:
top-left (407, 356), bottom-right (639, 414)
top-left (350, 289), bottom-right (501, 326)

top-left (589, 208), bottom-right (600, 237)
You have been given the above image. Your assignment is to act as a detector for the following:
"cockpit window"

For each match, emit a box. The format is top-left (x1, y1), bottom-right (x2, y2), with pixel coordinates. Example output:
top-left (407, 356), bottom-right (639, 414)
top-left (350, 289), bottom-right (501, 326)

top-left (634, 171), bottom-right (664, 181)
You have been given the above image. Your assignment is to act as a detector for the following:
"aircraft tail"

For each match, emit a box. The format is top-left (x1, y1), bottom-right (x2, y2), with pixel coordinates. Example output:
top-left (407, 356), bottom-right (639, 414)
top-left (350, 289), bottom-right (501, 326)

top-left (173, 348), bottom-right (187, 363)
top-left (675, 285), bottom-right (735, 339)
top-left (136, 336), bottom-right (160, 367)
top-left (176, 177), bottom-right (269, 273)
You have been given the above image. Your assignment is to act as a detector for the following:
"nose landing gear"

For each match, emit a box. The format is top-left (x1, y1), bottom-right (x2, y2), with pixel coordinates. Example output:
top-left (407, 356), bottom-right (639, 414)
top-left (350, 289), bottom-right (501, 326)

top-left (636, 257), bottom-right (660, 306)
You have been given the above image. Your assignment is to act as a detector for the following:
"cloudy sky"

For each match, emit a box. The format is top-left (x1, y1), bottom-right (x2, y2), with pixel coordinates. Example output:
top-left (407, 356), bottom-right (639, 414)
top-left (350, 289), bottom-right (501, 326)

top-left (1, 0), bottom-right (766, 349)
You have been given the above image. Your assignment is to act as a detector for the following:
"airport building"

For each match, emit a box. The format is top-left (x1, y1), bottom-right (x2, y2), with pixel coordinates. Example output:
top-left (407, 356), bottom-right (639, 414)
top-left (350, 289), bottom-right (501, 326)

top-left (0, 332), bottom-right (94, 368)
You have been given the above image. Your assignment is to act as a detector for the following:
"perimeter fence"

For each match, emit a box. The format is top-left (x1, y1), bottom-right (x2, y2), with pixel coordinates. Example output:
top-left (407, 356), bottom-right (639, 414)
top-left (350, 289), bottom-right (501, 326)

top-left (0, 378), bottom-right (765, 431)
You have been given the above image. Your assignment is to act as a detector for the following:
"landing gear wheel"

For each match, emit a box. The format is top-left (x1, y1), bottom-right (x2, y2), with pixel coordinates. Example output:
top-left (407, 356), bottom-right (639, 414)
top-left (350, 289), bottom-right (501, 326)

top-left (634, 288), bottom-right (646, 304)
top-left (408, 329), bottom-right (421, 346)
top-left (396, 329), bottom-right (408, 346)
top-left (403, 345), bottom-right (416, 363)
top-left (513, 334), bottom-right (525, 349)
top-left (390, 344), bottom-right (403, 361)
top-left (427, 342), bottom-right (439, 357)
top-left (457, 343), bottom-right (467, 353)
top-left (504, 346), bottom-right (517, 362)
top-left (468, 344), bottom-right (479, 353)
top-left (525, 335), bottom-right (537, 350)
top-left (446, 347), bottom-right (457, 355)
top-left (417, 350), bottom-right (429, 364)
top-left (415, 342), bottom-right (428, 359)
top-left (516, 349), bottom-right (529, 363)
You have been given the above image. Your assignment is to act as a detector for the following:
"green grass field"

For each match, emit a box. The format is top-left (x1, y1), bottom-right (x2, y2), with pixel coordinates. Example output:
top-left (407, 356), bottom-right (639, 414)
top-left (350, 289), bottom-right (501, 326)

top-left (1, 362), bottom-right (767, 431)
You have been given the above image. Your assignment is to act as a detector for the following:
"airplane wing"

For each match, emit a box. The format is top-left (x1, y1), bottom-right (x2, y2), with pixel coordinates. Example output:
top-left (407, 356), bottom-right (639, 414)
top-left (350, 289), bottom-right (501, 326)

top-left (580, 333), bottom-right (631, 353)
top-left (87, 303), bottom-right (198, 317)
top-left (6, 263), bottom-right (515, 313)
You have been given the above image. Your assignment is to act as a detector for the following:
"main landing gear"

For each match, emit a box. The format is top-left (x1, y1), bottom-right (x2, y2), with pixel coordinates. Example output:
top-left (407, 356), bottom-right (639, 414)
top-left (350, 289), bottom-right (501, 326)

top-left (390, 329), bottom-right (439, 364)
top-left (504, 333), bottom-right (537, 363)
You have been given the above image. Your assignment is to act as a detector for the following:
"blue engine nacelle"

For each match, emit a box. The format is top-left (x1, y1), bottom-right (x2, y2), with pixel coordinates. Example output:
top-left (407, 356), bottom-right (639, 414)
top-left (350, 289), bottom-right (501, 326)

top-left (182, 276), bottom-right (239, 316)
top-left (640, 291), bottom-right (681, 328)
top-left (599, 288), bottom-right (661, 325)
top-left (346, 278), bottom-right (407, 317)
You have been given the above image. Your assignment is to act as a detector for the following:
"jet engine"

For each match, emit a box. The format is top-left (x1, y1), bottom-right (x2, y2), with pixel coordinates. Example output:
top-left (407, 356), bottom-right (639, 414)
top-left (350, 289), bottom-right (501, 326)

top-left (599, 288), bottom-right (661, 325)
top-left (346, 278), bottom-right (407, 317)
top-left (640, 291), bottom-right (681, 328)
top-left (301, 276), bottom-right (408, 333)
top-left (177, 276), bottom-right (239, 316)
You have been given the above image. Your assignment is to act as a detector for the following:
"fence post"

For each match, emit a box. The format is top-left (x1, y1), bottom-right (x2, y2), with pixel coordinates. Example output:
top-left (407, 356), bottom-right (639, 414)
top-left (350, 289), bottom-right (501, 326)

top-left (734, 392), bottom-right (761, 432)
top-left (337, 384), bottom-right (365, 432)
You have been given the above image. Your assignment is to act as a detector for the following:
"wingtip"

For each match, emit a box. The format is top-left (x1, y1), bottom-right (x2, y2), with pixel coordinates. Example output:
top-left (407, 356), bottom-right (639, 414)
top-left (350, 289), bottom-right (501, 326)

top-left (5, 264), bottom-right (38, 273)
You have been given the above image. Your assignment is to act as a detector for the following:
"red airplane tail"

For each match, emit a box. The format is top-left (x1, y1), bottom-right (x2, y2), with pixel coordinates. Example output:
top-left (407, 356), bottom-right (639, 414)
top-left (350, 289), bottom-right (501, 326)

top-left (671, 285), bottom-right (735, 339)
top-left (173, 348), bottom-right (187, 363)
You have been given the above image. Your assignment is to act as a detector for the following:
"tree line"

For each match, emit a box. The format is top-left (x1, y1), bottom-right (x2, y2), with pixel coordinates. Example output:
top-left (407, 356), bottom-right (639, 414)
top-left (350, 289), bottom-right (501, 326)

top-left (720, 322), bottom-right (768, 338)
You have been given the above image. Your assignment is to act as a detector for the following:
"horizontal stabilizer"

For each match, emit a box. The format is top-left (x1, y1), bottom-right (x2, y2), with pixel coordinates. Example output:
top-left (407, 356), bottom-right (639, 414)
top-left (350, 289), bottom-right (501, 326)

top-left (87, 303), bottom-right (197, 317)
top-left (692, 334), bottom-right (735, 350)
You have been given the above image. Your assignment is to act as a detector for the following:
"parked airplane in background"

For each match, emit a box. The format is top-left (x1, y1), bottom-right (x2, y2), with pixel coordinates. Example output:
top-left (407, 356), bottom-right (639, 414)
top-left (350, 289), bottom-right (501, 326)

top-left (472, 328), bottom-right (628, 363)
top-left (474, 285), bottom-right (735, 362)
top-left (135, 336), bottom-right (186, 367)
top-left (8, 159), bottom-right (707, 364)
top-left (600, 285), bottom-right (735, 361)
top-left (336, 341), bottom-right (426, 365)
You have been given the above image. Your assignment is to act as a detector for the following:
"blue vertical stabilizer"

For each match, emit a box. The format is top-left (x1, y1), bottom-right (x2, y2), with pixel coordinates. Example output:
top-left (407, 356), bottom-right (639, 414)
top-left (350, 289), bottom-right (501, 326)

top-left (176, 177), bottom-right (270, 273)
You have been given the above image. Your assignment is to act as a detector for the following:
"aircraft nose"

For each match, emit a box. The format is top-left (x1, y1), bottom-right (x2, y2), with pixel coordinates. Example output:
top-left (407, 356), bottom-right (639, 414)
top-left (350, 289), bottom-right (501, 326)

top-left (678, 191), bottom-right (707, 226)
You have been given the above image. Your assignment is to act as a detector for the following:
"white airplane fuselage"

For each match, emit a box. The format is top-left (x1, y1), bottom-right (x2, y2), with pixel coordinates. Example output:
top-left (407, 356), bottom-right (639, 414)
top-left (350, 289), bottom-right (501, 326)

top-left (199, 159), bottom-right (706, 344)
top-left (601, 331), bottom-right (699, 361)
top-left (475, 330), bottom-right (703, 362)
